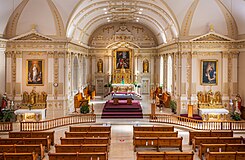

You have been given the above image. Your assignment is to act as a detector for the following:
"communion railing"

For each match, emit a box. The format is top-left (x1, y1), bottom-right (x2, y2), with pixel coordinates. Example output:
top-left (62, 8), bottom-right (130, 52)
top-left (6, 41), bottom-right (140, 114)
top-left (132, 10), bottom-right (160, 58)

top-left (150, 114), bottom-right (245, 130)
top-left (20, 114), bottom-right (96, 131)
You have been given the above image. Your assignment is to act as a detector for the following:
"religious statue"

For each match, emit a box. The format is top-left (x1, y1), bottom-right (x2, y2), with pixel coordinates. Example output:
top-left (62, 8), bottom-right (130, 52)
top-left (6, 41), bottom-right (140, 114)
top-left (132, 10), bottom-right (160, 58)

top-left (22, 91), bottom-right (29, 104)
top-left (143, 59), bottom-right (149, 73)
top-left (97, 59), bottom-right (103, 73)
top-left (1, 93), bottom-right (8, 110)
top-left (32, 64), bottom-right (38, 82)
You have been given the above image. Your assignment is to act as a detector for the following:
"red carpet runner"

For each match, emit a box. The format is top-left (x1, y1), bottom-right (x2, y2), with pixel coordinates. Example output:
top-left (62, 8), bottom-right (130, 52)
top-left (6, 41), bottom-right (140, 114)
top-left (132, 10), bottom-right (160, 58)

top-left (101, 100), bottom-right (143, 119)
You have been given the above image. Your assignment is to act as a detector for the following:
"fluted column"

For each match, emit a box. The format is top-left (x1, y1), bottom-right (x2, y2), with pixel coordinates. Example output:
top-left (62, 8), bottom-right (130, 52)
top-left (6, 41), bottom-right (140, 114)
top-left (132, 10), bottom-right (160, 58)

top-left (186, 52), bottom-right (192, 104)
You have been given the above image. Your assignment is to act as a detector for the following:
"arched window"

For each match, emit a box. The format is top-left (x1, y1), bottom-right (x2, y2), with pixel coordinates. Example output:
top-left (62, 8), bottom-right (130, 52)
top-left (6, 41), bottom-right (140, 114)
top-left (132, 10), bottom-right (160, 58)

top-left (167, 55), bottom-right (172, 93)
top-left (160, 56), bottom-right (163, 87)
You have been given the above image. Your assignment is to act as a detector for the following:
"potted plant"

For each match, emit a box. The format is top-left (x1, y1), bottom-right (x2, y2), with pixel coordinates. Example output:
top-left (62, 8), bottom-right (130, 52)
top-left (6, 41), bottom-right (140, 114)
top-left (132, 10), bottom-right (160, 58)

top-left (230, 111), bottom-right (241, 121)
top-left (170, 100), bottom-right (177, 114)
top-left (80, 104), bottom-right (90, 114)
top-left (0, 110), bottom-right (15, 122)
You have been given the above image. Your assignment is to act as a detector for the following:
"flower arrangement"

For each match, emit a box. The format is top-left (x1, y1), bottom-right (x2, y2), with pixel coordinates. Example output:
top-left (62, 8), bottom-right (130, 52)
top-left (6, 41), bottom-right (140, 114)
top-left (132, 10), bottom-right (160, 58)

top-left (230, 111), bottom-right (241, 121)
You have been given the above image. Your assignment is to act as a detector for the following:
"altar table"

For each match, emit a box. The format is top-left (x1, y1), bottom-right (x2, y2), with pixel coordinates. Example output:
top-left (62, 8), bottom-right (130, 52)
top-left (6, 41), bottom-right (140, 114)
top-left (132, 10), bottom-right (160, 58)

top-left (14, 109), bottom-right (46, 122)
top-left (199, 108), bottom-right (229, 120)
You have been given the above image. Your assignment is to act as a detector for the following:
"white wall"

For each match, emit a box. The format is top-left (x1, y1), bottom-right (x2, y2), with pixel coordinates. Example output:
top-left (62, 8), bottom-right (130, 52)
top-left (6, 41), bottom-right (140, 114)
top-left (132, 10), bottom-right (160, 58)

top-left (239, 51), bottom-right (245, 105)
top-left (0, 50), bottom-right (5, 95)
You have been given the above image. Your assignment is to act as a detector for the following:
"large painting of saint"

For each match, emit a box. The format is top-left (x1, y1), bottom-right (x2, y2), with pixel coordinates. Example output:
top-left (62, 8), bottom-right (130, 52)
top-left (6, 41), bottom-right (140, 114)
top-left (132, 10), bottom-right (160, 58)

top-left (116, 51), bottom-right (130, 69)
top-left (26, 60), bottom-right (44, 85)
top-left (201, 60), bottom-right (217, 85)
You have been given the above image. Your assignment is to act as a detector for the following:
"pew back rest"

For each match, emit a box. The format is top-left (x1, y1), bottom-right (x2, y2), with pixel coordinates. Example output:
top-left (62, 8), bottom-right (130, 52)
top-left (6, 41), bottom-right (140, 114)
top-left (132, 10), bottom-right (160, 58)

top-left (55, 144), bottom-right (108, 153)
top-left (134, 131), bottom-right (178, 138)
top-left (9, 131), bottom-right (55, 145)
top-left (206, 152), bottom-right (244, 160)
top-left (70, 126), bottom-right (111, 132)
top-left (60, 137), bottom-right (110, 145)
top-left (0, 152), bottom-right (38, 160)
top-left (48, 152), bottom-right (107, 160)
top-left (133, 126), bottom-right (174, 132)
top-left (193, 137), bottom-right (243, 151)
top-left (65, 131), bottom-right (110, 138)
top-left (136, 152), bottom-right (193, 160)
top-left (210, 130), bottom-right (233, 137)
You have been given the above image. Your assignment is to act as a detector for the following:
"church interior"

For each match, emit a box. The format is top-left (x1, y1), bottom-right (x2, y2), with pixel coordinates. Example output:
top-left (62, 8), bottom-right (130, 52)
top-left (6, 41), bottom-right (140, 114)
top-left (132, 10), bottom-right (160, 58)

top-left (0, 0), bottom-right (245, 160)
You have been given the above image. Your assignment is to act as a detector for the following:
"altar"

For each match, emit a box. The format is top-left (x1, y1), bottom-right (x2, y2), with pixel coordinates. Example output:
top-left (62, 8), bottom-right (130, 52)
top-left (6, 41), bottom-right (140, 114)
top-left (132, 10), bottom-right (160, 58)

top-left (199, 108), bottom-right (229, 121)
top-left (111, 83), bottom-right (135, 92)
top-left (14, 109), bottom-right (46, 122)
top-left (197, 90), bottom-right (229, 121)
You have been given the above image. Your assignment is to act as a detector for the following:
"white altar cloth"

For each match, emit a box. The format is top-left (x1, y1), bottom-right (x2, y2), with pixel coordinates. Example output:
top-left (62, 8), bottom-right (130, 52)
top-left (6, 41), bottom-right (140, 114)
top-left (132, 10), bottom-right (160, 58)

top-left (14, 109), bottom-right (46, 121)
top-left (199, 108), bottom-right (229, 115)
top-left (111, 84), bottom-right (134, 87)
top-left (199, 108), bottom-right (229, 120)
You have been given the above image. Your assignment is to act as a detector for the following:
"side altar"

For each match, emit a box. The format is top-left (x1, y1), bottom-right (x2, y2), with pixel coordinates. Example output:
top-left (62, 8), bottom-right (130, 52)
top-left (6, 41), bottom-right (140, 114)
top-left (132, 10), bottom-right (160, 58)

top-left (15, 90), bottom-right (47, 122)
top-left (197, 90), bottom-right (229, 120)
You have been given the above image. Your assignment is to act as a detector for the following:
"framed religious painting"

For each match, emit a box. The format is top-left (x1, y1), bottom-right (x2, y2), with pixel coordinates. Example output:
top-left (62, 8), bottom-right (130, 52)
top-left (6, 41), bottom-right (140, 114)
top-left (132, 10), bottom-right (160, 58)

top-left (201, 60), bottom-right (218, 85)
top-left (26, 59), bottom-right (44, 86)
top-left (115, 51), bottom-right (130, 69)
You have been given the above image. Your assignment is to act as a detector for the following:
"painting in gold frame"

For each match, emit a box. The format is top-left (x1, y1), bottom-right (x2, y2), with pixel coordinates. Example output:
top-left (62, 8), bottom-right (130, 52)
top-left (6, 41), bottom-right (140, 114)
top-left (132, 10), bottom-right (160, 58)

top-left (26, 59), bottom-right (44, 86)
top-left (201, 60), bottom-right (217, 85)
top-left (115, 50), bottom-right (130, 69)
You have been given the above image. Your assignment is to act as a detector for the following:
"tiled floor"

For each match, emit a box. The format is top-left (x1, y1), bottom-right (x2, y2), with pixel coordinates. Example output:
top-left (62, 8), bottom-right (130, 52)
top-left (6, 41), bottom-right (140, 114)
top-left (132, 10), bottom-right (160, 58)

top-left (2, 95), bottom-right (245, 160)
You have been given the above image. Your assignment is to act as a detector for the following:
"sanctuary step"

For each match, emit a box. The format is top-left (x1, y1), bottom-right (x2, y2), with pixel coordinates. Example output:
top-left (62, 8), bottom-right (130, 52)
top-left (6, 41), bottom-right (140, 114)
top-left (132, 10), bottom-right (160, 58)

top-left (101, 100), bottom-right (143, 119)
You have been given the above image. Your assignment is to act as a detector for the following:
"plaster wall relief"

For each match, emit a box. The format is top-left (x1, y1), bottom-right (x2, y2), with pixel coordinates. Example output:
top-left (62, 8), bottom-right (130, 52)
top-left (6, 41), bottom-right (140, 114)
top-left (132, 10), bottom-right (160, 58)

top-left (89, 23), bottom-right (157, 48)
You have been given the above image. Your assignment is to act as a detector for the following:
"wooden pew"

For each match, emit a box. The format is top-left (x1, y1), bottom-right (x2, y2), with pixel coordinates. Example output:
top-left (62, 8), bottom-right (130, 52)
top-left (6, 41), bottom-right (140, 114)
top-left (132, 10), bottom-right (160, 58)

top-left (60, 137), bottom-right (110, 145)
top-left (206, 152), bottom-right (245, 160)
top-left (133, 131), bottom-right (178, 144)
top-left (192, 136), bottom-right (243, 151)
top-left (133, 126), bottom-right (174, 132)
top-left (137, 151), bottom-right (194, 160)
top-left (9, 131), bottom-right (55, 145)
top-left (0, 137), bottom-right (51, 151)
top-left (65, 131), bottom-right (111, 139)
top-left (189, 130), bottom-right (233, 145)
top-left (134, 131), bottom-right (178, 138)
top-left (0, 144), bottom-right (44, 159)
top-left (55, 144), bottom-right (108, 153)
top-left (134, 137), bottom-right (183, 152)
top-left (0, 152), bottom-right (38, 160)
top-left (198, 144), bottom-right (225, 159)
top-left (48, 152), bottom-right (107, 160)
top-left (70, 126), bottom-right (111, 132)
top-left (199, 144), bottom-right (245, 159)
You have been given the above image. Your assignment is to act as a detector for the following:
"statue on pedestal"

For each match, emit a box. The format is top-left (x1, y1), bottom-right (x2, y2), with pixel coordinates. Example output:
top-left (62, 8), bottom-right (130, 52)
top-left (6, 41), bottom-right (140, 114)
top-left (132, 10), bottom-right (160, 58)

top-left (97, 59), bottom-right (103, 73)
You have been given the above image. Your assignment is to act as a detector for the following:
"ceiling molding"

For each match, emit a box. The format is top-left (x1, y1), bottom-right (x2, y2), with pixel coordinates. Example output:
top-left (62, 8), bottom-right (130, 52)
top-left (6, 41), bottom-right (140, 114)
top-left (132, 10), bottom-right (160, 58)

top-left (47, 0), bottom-right (65, 37)
top-left (215, 0), bottom-right (238, 39)
top-left (5, 0), bottom-right (29, 38)
top-left (180, 0), bottom-right (199, 36)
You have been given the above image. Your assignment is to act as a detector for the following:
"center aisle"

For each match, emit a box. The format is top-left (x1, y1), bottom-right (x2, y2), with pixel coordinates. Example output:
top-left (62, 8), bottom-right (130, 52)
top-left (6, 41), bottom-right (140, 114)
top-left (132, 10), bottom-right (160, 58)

top-left (109, 125), bottom-right (135, 160)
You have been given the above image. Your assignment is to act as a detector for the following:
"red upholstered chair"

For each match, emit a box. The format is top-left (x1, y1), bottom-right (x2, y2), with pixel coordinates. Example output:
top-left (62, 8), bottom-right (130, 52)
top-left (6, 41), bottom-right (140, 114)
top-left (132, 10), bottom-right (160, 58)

top-left (113, 98), bottom-right (119, 104)
top-left (127, 99), bottom-right (132, 105)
